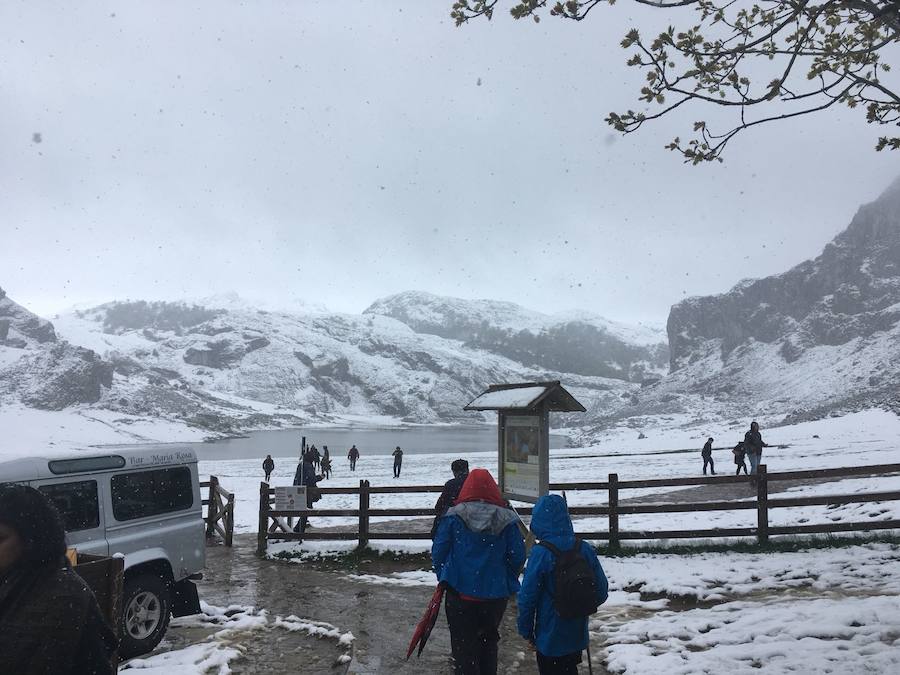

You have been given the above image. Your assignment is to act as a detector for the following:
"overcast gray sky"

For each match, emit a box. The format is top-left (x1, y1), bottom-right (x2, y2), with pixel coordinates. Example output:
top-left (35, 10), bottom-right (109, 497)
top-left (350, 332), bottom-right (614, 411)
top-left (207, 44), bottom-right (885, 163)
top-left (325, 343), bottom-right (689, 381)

top-left (1, 1), bottom-right (896, 325)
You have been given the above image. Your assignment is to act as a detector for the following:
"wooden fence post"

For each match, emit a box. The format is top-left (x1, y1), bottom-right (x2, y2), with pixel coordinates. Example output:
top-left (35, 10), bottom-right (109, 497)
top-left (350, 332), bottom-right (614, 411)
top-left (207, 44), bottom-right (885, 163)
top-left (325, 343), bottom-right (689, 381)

top-left (608, 473), bottom-right (620, 551)
top-left (358, 480), bottom-right (370, 549)
top-left (224, 494), bottom-right (234, 548)
top-left (757, 464), bottom-right (769, 545)
top-left (258, 482), bottom-right (270, 556)
top-left (206, 476), bottom-right (219, 538)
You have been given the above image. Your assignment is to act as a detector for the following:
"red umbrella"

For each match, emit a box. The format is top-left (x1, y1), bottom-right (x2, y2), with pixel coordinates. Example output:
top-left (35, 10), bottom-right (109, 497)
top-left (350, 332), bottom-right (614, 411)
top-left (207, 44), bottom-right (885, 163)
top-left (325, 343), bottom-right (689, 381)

top-left (406, 584), bottom-right (445, 659)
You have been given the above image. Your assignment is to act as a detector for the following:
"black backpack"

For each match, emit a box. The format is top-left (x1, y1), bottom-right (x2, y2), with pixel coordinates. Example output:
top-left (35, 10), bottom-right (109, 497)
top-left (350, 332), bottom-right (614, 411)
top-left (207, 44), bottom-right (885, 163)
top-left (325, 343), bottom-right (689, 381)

top-left (537, 538), bottom-right (599, 619)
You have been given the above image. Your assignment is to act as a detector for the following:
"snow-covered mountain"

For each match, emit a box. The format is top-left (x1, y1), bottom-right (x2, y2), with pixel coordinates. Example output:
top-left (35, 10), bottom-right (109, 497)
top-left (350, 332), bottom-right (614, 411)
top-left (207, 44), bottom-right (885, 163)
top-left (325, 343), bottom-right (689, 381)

top-left (0, 289), bottom-right (301, 434)
top-left (621, 177), bottom-right (900, 426)
top-left (51, 297), bottom-right (637, 427)
top-left (364, 291), bottom-right (668, 382)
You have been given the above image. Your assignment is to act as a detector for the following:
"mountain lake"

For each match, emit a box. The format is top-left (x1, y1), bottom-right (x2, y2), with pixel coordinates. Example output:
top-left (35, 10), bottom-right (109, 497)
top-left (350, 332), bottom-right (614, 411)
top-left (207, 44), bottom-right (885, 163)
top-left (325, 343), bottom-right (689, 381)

top-left (114, 425), bottom-right (571, 461)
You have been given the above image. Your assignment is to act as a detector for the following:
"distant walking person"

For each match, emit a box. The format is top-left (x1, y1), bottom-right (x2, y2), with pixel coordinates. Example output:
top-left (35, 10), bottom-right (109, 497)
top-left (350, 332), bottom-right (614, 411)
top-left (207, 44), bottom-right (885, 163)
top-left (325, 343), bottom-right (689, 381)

top-left (701, 437), bottom-right (715, 475)
top-left (262, 454), bottom-right (275, 482)
top-left (744, 421), bottom-right (769, 477)
top-left (348, 445), bottom-right (360, 471)
top-left (321, 456), bottom-right (333, 480)
top-left (733, 442), bottom-right (748, 475)
top-left (310, 445), bottom-right (321, 472)
top-left (392, 446), bottom-right (404, 478)
top-left (431, 459), bottom-right (470, 538)
top-left (293, 453), bottom-right (322, 538)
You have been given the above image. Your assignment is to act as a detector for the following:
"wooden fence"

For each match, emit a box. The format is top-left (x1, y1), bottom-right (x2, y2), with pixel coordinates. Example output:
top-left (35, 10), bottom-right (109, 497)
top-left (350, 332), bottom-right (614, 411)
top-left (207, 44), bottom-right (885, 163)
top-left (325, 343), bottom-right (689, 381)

top-left (256, 462), bottom-right (900, 554)
top-left (202, 475), bottom-right (235, 547)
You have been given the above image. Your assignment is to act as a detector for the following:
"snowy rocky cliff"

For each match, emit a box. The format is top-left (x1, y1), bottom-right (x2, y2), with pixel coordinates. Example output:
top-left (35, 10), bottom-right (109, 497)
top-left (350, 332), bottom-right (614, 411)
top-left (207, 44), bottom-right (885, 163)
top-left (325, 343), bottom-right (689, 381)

top-left (0, 286), bottom-right (56, 347)
top-left (0, 288), bottom-right (110, 409)
top-left (365, 291), bottom-right (668, 382)
top-left (654, 178), bottom-right (900, 421)
top-left (0, 292), bottom-right (299, 431)
top-left (51, 297), bottom-right (640, 427)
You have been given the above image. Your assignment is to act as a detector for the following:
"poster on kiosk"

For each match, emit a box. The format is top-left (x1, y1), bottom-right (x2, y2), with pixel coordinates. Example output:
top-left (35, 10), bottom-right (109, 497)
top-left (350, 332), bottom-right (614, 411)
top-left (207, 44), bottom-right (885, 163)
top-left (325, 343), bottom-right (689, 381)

top-left (502, 415), bottom-right (542, 500)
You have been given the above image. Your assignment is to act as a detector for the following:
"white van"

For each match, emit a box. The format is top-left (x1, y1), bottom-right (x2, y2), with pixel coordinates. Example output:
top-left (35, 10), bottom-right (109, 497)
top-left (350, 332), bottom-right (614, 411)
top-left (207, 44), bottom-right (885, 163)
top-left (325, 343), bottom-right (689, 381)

top-left (0, 446), bottom-right (206, 658)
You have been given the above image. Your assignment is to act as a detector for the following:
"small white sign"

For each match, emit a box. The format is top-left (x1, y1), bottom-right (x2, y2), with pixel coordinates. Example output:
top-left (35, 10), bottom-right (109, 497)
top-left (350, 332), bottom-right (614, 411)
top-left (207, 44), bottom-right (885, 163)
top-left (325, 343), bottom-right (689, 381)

top-left (275, 486), bottom-right (308, 511)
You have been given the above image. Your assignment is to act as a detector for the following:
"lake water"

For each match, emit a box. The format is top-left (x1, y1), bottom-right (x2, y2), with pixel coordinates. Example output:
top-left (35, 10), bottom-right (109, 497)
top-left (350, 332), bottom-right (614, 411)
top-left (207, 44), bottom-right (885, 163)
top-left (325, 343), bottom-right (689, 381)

top-left (142, 425), bottom-right (570, 460)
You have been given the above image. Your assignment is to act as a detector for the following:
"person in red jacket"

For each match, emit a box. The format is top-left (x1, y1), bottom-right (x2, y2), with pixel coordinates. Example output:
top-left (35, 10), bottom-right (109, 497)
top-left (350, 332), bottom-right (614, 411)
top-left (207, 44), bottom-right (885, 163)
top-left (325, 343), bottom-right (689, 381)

top-left (432, 469), bottom-right (525, 675)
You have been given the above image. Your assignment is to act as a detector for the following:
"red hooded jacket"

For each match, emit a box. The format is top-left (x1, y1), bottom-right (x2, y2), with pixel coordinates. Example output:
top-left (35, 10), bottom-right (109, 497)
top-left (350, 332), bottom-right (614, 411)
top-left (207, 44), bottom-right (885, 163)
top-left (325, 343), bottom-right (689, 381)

top-left (455, 468), bottom-right (507, 508)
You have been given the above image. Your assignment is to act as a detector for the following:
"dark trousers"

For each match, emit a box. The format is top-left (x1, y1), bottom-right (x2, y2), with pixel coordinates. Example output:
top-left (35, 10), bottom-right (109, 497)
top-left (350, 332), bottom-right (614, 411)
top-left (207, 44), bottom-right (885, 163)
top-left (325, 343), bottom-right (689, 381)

top-left (703, 456), bottom-right (715, 475)
top-left (264, 472), bottom-right (272, 482)
top-left (394, 461), bottom-right (402, 477)
top-left (350, 459), bottom-right (357, 471)
top-left (536, 650), bottom-right (582, 675)
top-left (293, 498), bottom-right (314, 535)
top-left (445, 592), bottom-right (507, 675)
top-left (735, 461), bottom-right (748, 475)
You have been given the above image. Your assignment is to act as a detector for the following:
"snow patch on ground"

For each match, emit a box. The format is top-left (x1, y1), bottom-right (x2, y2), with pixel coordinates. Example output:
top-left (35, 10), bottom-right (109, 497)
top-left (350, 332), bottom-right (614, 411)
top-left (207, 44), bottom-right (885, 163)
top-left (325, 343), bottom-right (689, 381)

top-left (346, 570), bottom-right (437, 587)
top-left (601, 595), bottom-right (900, 674)
top-left (605, 543), bottom-right (900, 600)
top-left (122, 602), bottom-right (353, 675)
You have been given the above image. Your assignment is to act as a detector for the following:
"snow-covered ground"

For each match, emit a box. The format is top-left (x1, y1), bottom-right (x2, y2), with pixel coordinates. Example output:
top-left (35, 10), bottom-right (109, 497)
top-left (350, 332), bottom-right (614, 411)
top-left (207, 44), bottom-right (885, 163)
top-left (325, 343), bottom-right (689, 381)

top-left (199, 409), bottom-right (900, 557)
top-left (0, 402), bottom-right (211, 452)
top-left (3, 404), bottom-right (898, 673)
top-left (348, 542), bottom-right (900, 674)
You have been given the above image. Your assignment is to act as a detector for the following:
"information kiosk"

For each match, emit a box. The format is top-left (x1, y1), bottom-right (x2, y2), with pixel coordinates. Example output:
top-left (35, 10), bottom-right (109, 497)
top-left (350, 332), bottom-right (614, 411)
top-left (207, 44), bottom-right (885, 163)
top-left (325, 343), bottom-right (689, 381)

top-left (464, 381), bottom-right (585, 503)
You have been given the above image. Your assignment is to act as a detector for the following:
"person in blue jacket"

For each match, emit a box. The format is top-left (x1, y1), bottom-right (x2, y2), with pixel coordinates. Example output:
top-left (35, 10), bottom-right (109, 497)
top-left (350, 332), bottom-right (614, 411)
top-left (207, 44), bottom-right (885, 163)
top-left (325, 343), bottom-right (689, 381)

top-left (432, 468), bottom-right (526, 675)
top-left (517, 494), bottom-right (609, 675)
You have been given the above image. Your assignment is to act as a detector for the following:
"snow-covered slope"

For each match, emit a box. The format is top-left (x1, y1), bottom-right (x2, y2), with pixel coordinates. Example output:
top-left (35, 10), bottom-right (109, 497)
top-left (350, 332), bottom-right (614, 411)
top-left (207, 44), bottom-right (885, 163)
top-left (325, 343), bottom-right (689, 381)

top-left (364, 291), bottom-right (668, 382)
top-left (54, 298), bottom-right (634, 425)
top-left (0, 290), bottom-right (305, 439)
top-left (622, 177), bottom-right (900, 427)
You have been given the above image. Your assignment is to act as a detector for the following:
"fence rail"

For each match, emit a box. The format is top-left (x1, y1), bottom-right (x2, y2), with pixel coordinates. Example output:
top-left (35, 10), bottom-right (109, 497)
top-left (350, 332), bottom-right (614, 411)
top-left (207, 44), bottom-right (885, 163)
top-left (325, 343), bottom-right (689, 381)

top-left (256, 463), bottom-right (900, 554)
top-left (202, 476), bottom-right (234, 547)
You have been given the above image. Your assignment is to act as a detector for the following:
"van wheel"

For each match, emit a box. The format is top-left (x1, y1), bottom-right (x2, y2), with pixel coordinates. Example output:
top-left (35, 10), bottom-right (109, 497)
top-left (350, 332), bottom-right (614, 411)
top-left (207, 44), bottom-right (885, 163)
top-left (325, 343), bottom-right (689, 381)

top-left (119, 574), bottom-right (171, 659)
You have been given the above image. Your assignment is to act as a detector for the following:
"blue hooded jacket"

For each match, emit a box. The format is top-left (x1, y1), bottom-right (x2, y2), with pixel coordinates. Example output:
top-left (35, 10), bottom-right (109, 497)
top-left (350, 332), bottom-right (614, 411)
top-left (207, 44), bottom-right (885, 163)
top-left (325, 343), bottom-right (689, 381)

top-left (516, 494), bottom-right (609, 657)
top-left (431, 501), bottom-right (525, 599)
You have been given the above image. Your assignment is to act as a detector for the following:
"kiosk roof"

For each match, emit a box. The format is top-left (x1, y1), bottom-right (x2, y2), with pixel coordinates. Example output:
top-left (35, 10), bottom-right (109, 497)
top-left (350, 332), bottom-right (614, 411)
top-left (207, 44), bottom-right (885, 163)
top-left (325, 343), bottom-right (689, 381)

top-left (464, 381), bottom-right (586, 412)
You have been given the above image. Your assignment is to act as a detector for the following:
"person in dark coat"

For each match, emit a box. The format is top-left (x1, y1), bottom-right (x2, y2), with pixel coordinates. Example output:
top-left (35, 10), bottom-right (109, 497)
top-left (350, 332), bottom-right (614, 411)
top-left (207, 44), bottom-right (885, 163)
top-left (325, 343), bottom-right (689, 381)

top-left (432, 469), bottom-right (526, 675)
top-left (293, 454), bottom-right (323, 537)
top-left (0, 484), bottom-right (117, 675)
top-left (517, 495), bottom-right (609, 675)
top-left (348, 445), bottom-right (360, 471)
top-left (392, 446), bottom-right (404, 478)
top-left (744, 421), bottom-right (770, 477)
top-left (431, 459), bottom-right (469, 538)
top-left (701, 437), bottom-right (715, 475)
top-left (309, 445), bottom-right (321, 472)
top-left (733, 442), bottom-right (748, 475)
top-left (262, 454), bottom-right (275, 482)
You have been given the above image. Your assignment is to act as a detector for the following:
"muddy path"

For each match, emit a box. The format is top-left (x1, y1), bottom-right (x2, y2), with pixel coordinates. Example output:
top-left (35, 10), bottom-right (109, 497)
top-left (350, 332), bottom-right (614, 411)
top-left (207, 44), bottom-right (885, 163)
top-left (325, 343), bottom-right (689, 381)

top-left (185, 535), bottom-right (612, 674)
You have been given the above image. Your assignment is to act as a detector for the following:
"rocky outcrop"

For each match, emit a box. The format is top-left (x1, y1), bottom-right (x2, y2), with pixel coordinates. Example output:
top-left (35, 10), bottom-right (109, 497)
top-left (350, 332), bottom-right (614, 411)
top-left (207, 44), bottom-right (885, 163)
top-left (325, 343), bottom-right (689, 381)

top-left (364, 291), bottom-right (668, 382)
top-left (0, 286), bottom-right (57, 346)
top-left (12, 343), bottom-right (113, 410)
top-left (668, 177), bottom-right (900, 371)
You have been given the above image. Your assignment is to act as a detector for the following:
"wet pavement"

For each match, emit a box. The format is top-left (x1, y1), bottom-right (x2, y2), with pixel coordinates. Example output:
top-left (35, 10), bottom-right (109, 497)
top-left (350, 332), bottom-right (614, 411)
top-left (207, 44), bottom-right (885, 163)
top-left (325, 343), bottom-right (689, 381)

top-left (168, 535), bottom-right (612, 674)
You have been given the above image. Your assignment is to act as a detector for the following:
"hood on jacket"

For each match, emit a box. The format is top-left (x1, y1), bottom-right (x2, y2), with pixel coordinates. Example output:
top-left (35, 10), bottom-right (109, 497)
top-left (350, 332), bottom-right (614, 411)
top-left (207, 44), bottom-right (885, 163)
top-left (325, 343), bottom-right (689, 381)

top-left (446, 501), bottom-right (518, 536)
top-left (456, 469), bottom-right (506, 507)
top-left (530, 494), bottom-right (576, 549)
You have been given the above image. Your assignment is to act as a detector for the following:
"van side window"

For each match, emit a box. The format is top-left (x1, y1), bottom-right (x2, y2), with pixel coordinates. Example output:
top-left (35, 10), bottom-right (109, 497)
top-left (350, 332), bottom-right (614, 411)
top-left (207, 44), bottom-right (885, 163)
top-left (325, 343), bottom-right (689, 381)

top-left (38, 481), bottom-right (100, 532)
top-left (111, 467), bottom-right (193, 521)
